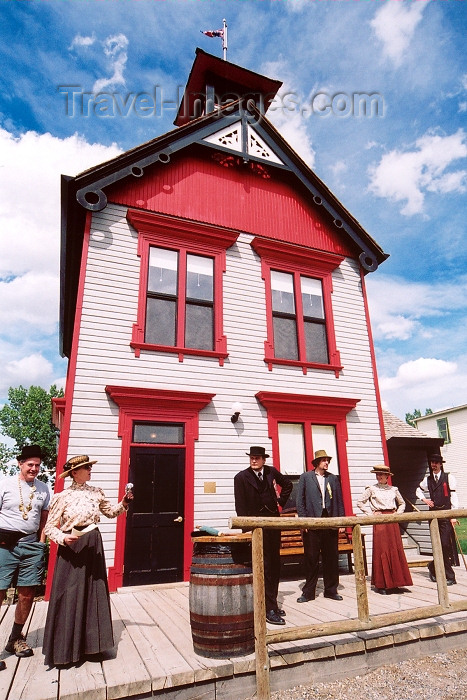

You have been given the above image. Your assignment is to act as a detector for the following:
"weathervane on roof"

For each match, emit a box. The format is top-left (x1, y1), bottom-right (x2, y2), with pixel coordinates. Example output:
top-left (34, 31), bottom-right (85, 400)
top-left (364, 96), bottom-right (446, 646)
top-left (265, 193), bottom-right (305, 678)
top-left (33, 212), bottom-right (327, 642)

top-left (201, 18), bottom-right (228, 60)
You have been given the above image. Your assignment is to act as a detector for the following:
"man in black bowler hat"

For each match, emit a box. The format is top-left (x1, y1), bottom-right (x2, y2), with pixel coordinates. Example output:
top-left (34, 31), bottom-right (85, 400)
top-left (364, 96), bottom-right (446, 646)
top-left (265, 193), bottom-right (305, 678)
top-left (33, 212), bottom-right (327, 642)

top-left (416, 453), bottom-right (459, 585)
top-left (234, 446), bottom-right (292, 625)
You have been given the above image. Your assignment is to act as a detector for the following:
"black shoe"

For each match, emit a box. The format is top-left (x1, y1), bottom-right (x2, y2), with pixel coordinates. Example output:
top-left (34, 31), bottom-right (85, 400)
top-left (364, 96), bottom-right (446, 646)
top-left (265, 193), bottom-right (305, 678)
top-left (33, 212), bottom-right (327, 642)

top-left (266, 610), bottom-right (286, 625)
top-left (447, 580), bottom-right (456, 586)
top-left (324, 592), bottom-right (343, 601)
top-left (374, 587), bottom-right (387, 595)
top-left (428, 573), bottom-right (437, 583)
top-left (296, 594), bottom-right (314, 603)
top-left (0, 661), bottom-right (5, 671)
top-left (275, 608), bottom-right (286, 616)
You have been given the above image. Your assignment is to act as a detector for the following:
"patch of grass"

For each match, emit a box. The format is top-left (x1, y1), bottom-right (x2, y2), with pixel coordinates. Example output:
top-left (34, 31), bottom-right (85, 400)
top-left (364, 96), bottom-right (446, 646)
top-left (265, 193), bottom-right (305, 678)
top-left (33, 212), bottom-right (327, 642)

top-left (455, 518), bottom-right (467, 554)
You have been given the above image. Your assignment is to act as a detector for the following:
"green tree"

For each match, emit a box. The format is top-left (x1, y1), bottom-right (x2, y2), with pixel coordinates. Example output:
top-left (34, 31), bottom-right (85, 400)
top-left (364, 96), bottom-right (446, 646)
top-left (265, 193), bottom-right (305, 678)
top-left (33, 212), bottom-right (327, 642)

top-left (405, 408), bottom-right (433, 428)
top-left (0, 385), bottom-right (64, 482)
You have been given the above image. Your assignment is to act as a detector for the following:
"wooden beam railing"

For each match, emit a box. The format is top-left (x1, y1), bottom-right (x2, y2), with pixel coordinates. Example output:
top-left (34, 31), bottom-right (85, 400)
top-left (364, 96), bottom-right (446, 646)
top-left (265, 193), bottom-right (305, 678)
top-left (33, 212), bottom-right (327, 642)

top-left (229, 509), bottom-right (467, 700)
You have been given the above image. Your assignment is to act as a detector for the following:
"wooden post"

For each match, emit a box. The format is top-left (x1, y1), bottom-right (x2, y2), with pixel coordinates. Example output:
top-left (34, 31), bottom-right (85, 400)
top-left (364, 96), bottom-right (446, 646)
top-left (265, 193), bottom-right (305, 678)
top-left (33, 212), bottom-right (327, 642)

top-left (429, 518), bottom-right (450, 609)
top-left (251, 527), bottom-right (270, 700)
top-left (352, 524), bottom-right (370, 623)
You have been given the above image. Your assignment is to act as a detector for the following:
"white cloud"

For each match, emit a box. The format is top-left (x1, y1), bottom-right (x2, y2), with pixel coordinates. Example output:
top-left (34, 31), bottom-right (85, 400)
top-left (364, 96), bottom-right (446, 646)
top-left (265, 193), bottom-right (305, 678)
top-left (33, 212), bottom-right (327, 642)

top-left (368, 129), bottom-right (467, 215)
top-left (0, 128), bottom-right (121, 398)
top-left (93, 34), bottom-right (129, 93)
top-left (367, 274), bottom-right (467, 342)
top-left (262, 60), bottom-right (316, 168)
top-left (69, 34), bottom-right (96, 50)
top-left (370, 1), bottom-right (427, 68)
top-left (0, 354), bottom-right (55, 397)
top-left (380, 357), bottom-right (457, 392)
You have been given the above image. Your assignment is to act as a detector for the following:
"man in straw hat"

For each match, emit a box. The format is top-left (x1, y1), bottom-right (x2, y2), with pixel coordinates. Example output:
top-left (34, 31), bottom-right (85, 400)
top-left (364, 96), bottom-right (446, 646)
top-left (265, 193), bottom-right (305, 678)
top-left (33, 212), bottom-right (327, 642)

top-left (234, 446), bottom-right (292, 625)
top-left (296, 449), bottom-right (345, 602)
top-left (0, 445), bottom-right (50, 666)
top-left (416, 453), bottom-right (459, 585)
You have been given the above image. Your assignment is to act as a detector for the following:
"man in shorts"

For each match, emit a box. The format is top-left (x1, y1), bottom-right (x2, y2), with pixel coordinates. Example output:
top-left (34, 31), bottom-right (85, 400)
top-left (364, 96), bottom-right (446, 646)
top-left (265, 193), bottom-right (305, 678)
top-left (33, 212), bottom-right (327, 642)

top-left (0, 445), bottom-right (50, 665)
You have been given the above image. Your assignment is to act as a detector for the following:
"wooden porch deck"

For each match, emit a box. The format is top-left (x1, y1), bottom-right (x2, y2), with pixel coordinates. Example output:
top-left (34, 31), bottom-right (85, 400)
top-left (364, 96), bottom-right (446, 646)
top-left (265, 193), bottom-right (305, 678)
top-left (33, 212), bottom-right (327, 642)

top-left (2, 567), bottom-right (467, 700)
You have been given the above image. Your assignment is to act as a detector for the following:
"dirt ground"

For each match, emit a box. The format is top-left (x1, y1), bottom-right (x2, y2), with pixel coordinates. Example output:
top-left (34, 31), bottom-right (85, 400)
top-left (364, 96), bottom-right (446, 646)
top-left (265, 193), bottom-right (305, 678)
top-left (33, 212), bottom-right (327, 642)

top-left (271, 647), bottom-right (467, 700)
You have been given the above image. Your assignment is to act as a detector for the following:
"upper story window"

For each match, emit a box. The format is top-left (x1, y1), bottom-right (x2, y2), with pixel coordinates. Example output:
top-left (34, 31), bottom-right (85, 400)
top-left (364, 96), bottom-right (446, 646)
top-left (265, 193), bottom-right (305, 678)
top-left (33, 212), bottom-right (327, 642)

top-left (251, 237), bottom-right (344, 375)
top-left (271, 271), bottom-right (328, 365)
top-left (127, 210), bottom-right (239, 364)
top-left (146, 247), bottom-right (214, 350)
top-left (436, 417), bottom-right (451, 444)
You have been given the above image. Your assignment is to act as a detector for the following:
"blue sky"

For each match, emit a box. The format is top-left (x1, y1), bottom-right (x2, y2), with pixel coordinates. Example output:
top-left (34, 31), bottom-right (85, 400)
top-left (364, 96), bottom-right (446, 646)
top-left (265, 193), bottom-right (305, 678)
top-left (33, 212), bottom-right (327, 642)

top-left (0, 0), bottom-right (466, 420)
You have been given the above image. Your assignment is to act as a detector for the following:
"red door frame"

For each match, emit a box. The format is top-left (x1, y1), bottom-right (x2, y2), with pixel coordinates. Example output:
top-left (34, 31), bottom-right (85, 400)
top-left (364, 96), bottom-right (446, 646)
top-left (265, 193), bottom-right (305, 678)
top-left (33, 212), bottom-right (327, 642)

top-left (105, 385), bottom-right (214, 590)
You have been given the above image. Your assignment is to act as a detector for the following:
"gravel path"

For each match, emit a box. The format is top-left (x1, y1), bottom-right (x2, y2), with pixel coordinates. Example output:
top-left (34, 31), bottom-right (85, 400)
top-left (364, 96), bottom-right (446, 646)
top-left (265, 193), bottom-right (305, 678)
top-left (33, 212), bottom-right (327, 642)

top-left (271, 647), bottom-right (467, 700)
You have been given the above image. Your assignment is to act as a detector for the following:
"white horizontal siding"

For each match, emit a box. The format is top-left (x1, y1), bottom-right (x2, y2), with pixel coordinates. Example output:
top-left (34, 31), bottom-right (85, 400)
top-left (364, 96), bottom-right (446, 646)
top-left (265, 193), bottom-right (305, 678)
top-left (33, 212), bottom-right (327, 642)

top-left (65, 203), bottom-right (385, 553)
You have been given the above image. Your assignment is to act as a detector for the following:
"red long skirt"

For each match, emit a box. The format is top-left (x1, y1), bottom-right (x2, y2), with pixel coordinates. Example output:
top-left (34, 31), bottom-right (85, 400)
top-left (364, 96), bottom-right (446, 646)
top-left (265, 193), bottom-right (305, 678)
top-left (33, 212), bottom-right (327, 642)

top-left (371, 522), bottom-right (413, 590)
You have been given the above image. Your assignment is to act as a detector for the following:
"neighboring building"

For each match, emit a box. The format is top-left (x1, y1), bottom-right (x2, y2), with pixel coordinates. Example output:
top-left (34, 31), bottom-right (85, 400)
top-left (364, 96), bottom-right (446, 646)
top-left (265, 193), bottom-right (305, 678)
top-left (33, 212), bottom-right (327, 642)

top-left (414, 404), bottom-right (467, 509)
top-left (51, 49), bottom-right (389, 592)
top-left (383, 409), bottom-right (443, 555)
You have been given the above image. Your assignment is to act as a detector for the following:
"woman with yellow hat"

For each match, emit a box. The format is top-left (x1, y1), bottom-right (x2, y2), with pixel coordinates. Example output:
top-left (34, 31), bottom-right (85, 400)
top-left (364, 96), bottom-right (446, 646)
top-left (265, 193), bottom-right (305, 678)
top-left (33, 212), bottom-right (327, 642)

top-left (42, 455), bottom-right (133, 666)
top-left (357, 465), bottom-right (412, 594)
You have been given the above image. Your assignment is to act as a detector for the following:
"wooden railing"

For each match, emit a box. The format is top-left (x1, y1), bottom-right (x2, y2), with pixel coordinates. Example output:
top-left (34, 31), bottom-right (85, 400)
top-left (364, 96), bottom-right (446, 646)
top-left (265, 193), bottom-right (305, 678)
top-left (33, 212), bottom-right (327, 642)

top-left (229, 509), bottom-right (467, 700)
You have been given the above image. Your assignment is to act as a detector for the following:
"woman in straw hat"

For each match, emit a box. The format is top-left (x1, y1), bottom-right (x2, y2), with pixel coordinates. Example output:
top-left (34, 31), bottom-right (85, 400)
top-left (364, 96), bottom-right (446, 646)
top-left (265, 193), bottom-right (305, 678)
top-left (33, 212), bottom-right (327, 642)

top-left (357, 465), bottom-right (412, 594)
top-left (42, 456), bottom-right (133, 666)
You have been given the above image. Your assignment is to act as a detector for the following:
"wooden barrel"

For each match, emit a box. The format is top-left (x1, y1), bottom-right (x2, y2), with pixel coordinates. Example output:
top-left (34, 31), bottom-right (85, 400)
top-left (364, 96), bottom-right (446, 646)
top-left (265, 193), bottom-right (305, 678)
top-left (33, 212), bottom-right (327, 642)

top-left (189, 535), bottom-right (254, 658)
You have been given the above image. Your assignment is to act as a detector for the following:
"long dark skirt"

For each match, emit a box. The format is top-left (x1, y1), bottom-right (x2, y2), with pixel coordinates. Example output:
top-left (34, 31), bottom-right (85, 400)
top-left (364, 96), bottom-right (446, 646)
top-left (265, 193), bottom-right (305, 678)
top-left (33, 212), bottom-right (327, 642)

top-left (43, 528), bottom-right (114, 666)
top-left (371, 522), bottom-right (413, 590)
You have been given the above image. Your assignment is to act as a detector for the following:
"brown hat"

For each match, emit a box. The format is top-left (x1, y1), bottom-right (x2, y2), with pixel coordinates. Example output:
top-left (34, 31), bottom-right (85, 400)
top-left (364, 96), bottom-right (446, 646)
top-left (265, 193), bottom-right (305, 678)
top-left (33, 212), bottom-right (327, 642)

top-left (17, 445), bottom-right (43, 461)
top-left (60, 455), bottom-right (97, 479)
top-left (246, 446), bottom-right (270, 459)
top-left (312, 449), bottom-right (332, 466)
top-left (371, 464), bottom-right (393, 476)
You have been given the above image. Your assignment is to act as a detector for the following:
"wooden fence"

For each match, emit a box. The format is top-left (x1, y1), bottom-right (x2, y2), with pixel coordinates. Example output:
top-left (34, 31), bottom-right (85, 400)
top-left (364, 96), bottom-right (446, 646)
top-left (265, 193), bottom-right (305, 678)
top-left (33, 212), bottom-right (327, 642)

top-left (230, 509), bottom-right (467, 700)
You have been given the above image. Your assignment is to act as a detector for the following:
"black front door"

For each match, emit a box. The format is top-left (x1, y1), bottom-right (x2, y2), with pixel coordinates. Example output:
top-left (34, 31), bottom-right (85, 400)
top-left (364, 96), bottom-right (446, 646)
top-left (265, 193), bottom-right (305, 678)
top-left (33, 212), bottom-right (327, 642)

top-left (123, 446), bottom-right (185, 586)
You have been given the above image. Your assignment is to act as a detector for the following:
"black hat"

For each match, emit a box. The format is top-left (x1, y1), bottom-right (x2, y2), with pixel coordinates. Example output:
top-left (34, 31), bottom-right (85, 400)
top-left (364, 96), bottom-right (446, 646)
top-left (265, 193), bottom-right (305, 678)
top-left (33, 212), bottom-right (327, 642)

top-left (246, 446), bottom-right (270, 459)
top-left (16, 445), bottom-right (43, 461)
top-left (429, 453), bottom-right (445, 463)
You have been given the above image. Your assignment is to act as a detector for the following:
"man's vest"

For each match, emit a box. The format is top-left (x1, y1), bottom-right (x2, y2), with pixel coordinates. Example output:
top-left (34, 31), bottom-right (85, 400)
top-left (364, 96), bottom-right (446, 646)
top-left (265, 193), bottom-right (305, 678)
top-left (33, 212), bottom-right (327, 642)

top-left (427, 471), bottom-right (452, 510)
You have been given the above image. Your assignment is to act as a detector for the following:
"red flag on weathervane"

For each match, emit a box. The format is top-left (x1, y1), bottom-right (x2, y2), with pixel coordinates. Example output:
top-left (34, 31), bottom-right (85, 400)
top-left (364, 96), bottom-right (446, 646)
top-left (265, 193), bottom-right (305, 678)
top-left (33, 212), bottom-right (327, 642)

top-left (201, 29), bottom-right (224, 38)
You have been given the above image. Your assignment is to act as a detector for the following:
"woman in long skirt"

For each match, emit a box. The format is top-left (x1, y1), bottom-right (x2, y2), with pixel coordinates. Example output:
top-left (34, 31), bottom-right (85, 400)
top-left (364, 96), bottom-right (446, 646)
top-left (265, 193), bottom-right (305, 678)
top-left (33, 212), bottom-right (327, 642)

top-left (43, 455), bottom-right (132, 666)
top-left (357, 464), bottom-right (412, 594)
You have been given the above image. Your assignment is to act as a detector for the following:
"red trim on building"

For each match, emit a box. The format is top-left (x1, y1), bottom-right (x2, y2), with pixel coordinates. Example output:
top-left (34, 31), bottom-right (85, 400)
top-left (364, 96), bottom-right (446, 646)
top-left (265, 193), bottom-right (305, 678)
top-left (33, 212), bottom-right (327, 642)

top-left (251, 237), bottom-right (344, 376)
top-left (105, 385), bottom-right (215, 589)
top-left (127, 210), bottom-right (238, 364)
top-left (45, 211), bottom-right (93, 600)
top-left (109, 155), bottom-right (355, 259)
top-left (51, 397), bottom-right (66, 431)
top-left (360, 268), bottom-right (390, 467)
top-left (256, 391), bottom-right (359, 514)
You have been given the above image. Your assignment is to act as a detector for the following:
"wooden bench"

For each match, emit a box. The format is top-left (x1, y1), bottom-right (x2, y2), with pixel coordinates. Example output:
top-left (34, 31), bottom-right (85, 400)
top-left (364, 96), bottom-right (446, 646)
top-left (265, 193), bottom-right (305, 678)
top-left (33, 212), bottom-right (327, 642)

top-left (279, 513), bottom-right (368, 575)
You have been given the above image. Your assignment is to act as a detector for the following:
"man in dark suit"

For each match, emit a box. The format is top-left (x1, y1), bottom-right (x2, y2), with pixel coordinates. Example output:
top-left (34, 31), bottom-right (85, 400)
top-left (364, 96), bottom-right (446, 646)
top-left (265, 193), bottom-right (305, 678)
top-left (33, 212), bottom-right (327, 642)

top-left (296, 449), bottom-right (345, 602)
top-left (234, 446), bottom-right (292, 625)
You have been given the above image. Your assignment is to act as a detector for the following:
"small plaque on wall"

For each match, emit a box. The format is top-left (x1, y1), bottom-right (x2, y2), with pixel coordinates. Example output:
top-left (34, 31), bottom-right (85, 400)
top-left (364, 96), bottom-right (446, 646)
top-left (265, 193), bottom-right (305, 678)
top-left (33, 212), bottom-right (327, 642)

top-left (204, 482), bottom-right (216, 494)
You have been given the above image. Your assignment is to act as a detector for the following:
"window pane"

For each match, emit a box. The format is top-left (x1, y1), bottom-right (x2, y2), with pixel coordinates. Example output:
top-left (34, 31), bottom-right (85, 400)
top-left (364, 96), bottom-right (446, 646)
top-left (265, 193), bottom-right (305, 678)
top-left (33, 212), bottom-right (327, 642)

top-left (146, 297), bottom-right (176, 345)
top-left (271, 271), bottom-right (295, 314)
top-left (148, 247), bottom-right (178, 295)
top-left (437, 418), bottom-right (450, 443)
top-left (186, 255), bottom-right (213, 301)
top-left (301, 277), bottom-right (324, 320)
top-left (311, 425), bottom-right (339, 475)
top-left (273, 316), bottom-right (298, 359)
top-left (133, 423), bottom-right (184, 444)
top-left (304, 321), bottom-right (328, 363)
top-left (185, 303), bottom-right (213, 349)
top-left (278, 423), bottom-right (305, 476)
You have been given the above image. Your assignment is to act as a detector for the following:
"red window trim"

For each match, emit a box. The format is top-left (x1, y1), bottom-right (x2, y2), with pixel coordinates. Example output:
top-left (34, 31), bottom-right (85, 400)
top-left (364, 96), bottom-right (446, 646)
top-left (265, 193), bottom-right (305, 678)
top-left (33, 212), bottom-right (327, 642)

top-left (256, 391), bottom-right (359, 514)
top-left (105, 384), bottom-right (215, 589)
top-left (127, 210), bottom-right (240, 365)
top-left (251, 237), bottom-right (344, 376)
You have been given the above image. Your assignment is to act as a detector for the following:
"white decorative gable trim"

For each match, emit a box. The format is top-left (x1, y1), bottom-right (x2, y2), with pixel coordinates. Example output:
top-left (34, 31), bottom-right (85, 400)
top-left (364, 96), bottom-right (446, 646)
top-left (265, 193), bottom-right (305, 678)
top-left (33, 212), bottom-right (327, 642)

top-left (203, 121), bottom-right (284, 165)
